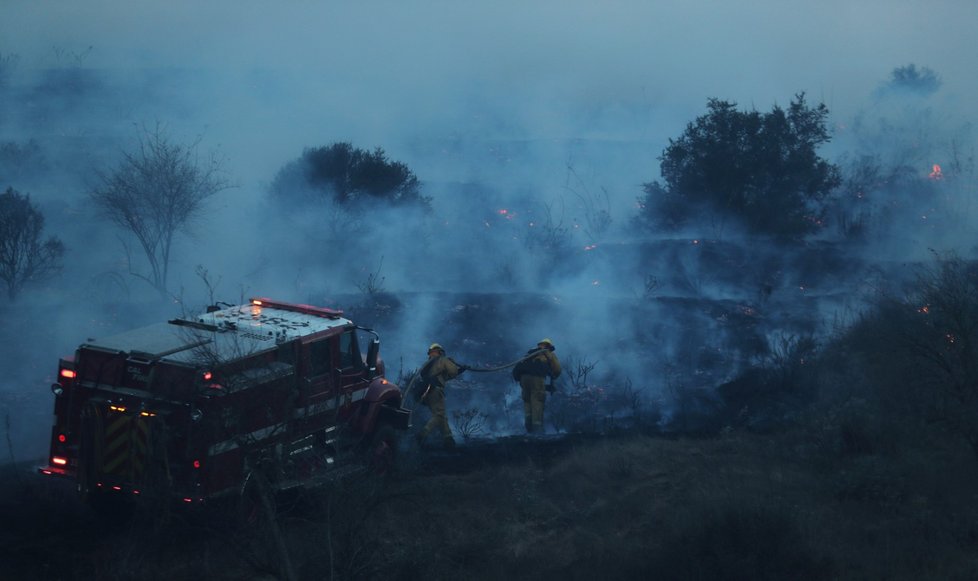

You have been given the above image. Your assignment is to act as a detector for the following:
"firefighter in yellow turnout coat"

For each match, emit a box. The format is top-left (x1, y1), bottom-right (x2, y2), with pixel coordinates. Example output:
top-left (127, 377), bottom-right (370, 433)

top-left (514, 338), bottom-right (562, 433)
top-left (416, 343), bottom-right (463, 448)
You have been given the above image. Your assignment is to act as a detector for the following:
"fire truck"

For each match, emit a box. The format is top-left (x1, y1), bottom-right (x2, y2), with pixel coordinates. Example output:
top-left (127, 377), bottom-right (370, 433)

top-left (38, 297), bottom-right (410, 505)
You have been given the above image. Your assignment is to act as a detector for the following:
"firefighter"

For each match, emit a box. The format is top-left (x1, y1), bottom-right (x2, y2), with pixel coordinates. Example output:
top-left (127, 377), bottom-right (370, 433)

top-left (415, 343), bottom-right (465, 449)
top-left (513, 338), bottom-right (561, 433)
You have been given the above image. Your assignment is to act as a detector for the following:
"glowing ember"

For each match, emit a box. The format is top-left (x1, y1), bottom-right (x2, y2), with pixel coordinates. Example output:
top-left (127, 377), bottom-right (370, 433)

top-left (929, 164), bottom-right (943, 180)
top-left (498, 209), bottom-right (508, 215)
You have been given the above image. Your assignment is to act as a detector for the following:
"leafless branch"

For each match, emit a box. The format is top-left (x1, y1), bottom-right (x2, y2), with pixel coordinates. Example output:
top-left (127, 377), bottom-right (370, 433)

top-left (91, 123), bottom-right (231, 297)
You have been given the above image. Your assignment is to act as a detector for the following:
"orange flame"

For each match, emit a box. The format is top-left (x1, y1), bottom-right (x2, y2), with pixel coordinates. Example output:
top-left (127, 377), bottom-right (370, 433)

top-left (929, 164), bottom-right (943, 180)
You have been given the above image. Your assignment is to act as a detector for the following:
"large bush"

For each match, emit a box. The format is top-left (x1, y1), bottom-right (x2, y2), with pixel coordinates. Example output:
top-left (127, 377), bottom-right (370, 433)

top-left (639, 94), bottom-right (840, 239)
top-left (818, 255), bottom-right (978, 460)
top-left (270, 142), bottom-right (428, 209)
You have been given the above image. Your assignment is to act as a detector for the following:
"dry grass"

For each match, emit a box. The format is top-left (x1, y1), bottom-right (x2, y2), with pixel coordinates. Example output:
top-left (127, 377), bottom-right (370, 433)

top-left (3, 423), bottom-right (978, 580)
top-left (353, 428), bottom-right (977, 580)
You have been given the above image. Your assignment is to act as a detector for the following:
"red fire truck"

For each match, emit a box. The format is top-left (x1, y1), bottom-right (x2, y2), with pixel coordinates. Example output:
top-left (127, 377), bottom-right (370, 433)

top-left (38, 297), bottom-right (410, 505)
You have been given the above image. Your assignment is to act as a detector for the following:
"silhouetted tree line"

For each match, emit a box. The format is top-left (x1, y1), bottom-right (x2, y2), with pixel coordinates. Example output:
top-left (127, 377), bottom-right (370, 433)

top-left (2, 57), bottom-right (965, 299)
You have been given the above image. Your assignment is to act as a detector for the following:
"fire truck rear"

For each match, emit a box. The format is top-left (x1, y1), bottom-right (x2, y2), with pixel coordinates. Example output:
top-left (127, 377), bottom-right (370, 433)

top-left (39, 297), bottom-right (410, 505)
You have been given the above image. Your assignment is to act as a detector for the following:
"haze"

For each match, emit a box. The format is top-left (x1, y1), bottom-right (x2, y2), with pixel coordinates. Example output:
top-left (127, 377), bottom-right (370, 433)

top-left (1, 0), bottom-right (976, 457)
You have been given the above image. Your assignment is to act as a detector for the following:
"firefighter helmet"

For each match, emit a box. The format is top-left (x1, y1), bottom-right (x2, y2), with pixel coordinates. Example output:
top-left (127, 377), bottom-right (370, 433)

top-left (428, 343), bottom-right (444, 353)
top-left (538, 338), bottom-right (554, 348)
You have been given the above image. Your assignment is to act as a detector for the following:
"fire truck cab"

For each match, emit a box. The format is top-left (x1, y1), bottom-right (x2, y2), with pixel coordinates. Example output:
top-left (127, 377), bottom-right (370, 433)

top-left (39, 297), bottom-right (409, 504)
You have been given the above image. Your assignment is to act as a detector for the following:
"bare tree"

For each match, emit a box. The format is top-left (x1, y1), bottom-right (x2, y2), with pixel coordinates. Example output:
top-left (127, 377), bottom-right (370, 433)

top-left (91, 125), bottom-right (229, 297)
top-left (564, 162), bottom-right (612, 240)
top-left (0, 187), bottom-right (64, 299)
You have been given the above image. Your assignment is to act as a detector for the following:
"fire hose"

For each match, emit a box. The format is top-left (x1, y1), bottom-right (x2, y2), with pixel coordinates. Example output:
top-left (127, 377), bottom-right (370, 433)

top-left (401, 348), bottom-right (547, 408)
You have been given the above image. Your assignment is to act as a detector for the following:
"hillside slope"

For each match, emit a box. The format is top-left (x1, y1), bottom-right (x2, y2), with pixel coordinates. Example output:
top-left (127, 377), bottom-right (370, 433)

top-left (2, 426), bottom-right (976, 580)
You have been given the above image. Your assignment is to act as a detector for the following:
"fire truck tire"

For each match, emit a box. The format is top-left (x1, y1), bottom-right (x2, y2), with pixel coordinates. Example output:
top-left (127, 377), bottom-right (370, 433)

top-left (367, 423), bottom-right (398, 475)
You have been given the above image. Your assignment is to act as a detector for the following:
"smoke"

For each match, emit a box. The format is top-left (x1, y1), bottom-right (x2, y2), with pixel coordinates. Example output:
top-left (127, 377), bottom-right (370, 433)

top-left (2, 0), bottom-right (977, 453)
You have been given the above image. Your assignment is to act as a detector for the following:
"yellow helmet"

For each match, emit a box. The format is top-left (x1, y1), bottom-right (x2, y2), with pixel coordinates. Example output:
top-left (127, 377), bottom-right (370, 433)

top-left (538, 338), bottom-right (554, 348)
top-left (428, 343), bottom-right (444, 353)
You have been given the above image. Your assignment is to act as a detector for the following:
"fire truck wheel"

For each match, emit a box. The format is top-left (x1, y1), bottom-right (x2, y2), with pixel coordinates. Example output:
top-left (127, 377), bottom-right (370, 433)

top-left (368, 423), bottom-right (398, 475)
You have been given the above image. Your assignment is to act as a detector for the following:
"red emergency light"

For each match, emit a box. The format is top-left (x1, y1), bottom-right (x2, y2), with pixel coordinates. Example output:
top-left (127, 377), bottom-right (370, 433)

top-left (60, 369), bottom-right (77, 379)
top-left (249, 297), bottom-right (344, 319)
top-left (52, 456), bottom-right (67, 466)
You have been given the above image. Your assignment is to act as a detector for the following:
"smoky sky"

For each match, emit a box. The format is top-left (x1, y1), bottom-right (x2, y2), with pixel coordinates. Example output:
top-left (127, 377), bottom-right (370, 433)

top-left (2, 0), bottom-right (978, 453)
top-left (7, 0), bottom-right (978, 189)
